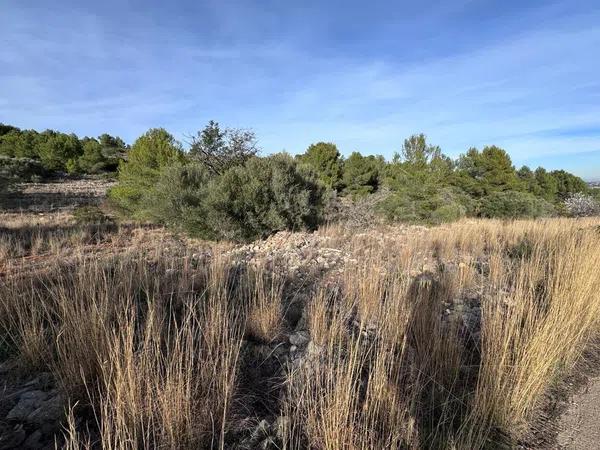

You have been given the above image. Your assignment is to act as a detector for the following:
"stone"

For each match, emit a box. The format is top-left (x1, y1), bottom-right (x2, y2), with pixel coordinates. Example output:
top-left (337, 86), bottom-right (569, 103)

top-left (27, 394), bottom-right (65, 426)
top-left (23, 430), bottom-right (43, 449)
top-left (273, 416), bottom-right (289, 440)
top-left (6, 391), bottom-right (47, 421)
top-left (0, 425), bottom-right (26, 450)
top-left (19, 390), bottom-right (48, 401)
top-left (289, 331), bottom-right (310, 347)
top-left (23, 372), bottom-right (53, 389)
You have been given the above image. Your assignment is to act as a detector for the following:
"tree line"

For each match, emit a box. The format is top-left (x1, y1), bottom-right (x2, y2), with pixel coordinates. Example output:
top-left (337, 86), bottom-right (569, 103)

top-left (1, 121), bottom-right (597, 237)
top-left (0, 123), bottom-right (128, 177)
top-left (299, 136), bottom-right (594, 221)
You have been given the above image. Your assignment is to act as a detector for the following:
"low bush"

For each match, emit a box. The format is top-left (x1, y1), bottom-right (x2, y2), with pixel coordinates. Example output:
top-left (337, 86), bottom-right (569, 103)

top-left (0, 155), bottom-right (47, 182)
top-left (145, 163), bottom-right (215, 237)
top-left (378, 187), bottom-right (470, 224)
top-left (478, 190), bottom-right (554, 219)
top-left (109, 128), bottom-right (184, 218)
top-left (72, 206), bottom-right (114, 225)
top-left (145, 154), bottom-right (326, 241)
top-left (209, 154), bottom-right (325, 241)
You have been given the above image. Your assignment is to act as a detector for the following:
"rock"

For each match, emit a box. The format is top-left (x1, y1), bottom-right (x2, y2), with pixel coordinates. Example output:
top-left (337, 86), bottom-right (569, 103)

top-left (0, 425), bottom-right (26, 449)
top-left (23, 373), bottom-right (53, 389)
top-left (6, 391), bottom-right (48, 421)
top-left (19, 390), bottom-right (49, 401)
top-left (23, 430), bottom-right (43, 449)
top-left (294, 308), bottom-right (309, 331)
top-left (289, 331), bottom-right (310, 347)
top-left (27, 394), bottom-right (65, 426)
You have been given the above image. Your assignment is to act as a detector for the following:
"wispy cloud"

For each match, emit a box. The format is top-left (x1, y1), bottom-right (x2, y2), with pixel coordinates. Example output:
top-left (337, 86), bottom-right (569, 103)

top-left (1, 0), bottom-right (599, 178)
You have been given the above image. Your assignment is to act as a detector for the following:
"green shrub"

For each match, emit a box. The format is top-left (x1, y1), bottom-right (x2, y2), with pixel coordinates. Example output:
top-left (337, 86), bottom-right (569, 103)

top-left (478, 190), bottom-right (554, 219)
top-left (208, 153), bottom-right (325, 241)
top-left (296, 142), bottom-right (344, 190)
top-left (77, 137), bottom-right (124, 174)
top-left (342, 152), bottom-right (384, 199)
top-left (147, 154), bottom-right (326, 241)
top-left (37, 132), bottom-right (83, 172)
top-left (109, 128), bottom-right (184, 218)
top-left (72, 206), bottom-right (114, 225)
top-left (66, 158), bottom-right (80, 174)
top-left (145, 163), bottom-right (215, 236)
top-left (0, 155), bottom-right (47, 182)
top-left (378, 187), bottom-right (469, 225)
top-left (429, 202), bottom-right (467, 224)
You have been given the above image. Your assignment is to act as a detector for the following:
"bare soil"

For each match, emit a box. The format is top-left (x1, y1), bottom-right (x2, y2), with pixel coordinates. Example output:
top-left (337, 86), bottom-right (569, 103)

top-left (556, 377), bottom-right (600, 449)
top-left (518, 339), bottom-right (600, 449)
top-left (2, 176), bottom-right (115, 213)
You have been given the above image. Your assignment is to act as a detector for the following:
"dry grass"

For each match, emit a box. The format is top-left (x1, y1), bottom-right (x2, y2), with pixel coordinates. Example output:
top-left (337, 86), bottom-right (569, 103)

top-left (245, 265), bottom-right (285, 343)
top-left (0, 216), bottom-right (599, 448)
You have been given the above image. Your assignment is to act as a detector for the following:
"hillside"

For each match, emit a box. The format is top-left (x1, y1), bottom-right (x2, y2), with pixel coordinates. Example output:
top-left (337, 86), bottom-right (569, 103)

top-left (1, 180), bottom-right (599, 449)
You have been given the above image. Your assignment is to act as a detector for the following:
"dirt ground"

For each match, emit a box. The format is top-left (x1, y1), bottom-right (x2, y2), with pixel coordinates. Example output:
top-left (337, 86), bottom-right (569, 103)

top-left (2, 176), bottom-right (115, 212)
top-left (557, 377), bottom-right (600, 449)
top-left (2, 178), bottom-right (600, 449)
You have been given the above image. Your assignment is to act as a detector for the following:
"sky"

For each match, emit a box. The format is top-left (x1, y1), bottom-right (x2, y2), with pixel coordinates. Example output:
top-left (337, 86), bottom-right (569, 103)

top-left (1, 0), bottom-right (600, 180)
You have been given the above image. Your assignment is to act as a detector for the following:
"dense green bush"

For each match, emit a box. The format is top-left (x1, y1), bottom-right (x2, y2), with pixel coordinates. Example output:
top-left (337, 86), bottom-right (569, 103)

top-left (0, 156), bottom-right (47, 182)
top-left (478, 190), bottom-right (554, 219)
top-left (209, 153), bottom-right (325, 240)
top-left (0, 124), bottom-right (127, 175)
top-left (145, 154), bottom-right (325, 241)
top-left (37, 132), bottom-right (83, 172)
top-left (342, 152), bottom-right (384, 198)
top-left (145, 163), bottom-right (215, 236)
top-left (453, 146), bottom-right (521, 197)
top-left (109, 128), bottom-right (184, 218)
top-left (378, 186), bottom-right (469, 224)
top-left (0, 129), bottom-right (41, 159)
top-left (296, 142), bottom-right (344, 190)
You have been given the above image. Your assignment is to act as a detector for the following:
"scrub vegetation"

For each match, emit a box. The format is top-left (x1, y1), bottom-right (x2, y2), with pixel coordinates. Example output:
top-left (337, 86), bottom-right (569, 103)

top-left (1, 120), bottom-right (599, 449)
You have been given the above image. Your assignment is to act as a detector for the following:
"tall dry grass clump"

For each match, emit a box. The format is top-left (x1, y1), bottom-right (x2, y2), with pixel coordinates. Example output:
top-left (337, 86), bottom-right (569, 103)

top-left (1, 217), bottom-right (599, 448)
top-left (461, 221), bottom-right (600, 444)
top-left (283, 254), bottom-right (467, 449)
top-left (245, 264), bottom-right (285, 343)
top-left (0, 245), bottom-right (247, 449)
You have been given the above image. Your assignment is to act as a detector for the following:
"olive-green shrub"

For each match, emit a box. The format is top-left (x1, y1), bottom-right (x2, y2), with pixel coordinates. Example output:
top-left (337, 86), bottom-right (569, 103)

top-left (478, 190), bottom-right (554, 219)
top-left (209, 153), bottom-right (325, 241)
top-left (146, 153), bottom-right (325, 241)
top-left (109, 128), bottom-right (184, 218)
top-left (378, 186), bottom-right (470, 225)
top-left (0, 156), bottom-right (47, 182)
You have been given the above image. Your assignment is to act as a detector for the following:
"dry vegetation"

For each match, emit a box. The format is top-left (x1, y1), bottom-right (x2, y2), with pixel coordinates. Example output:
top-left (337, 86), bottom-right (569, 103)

top-left (1, 211), bottom-right (600, 449)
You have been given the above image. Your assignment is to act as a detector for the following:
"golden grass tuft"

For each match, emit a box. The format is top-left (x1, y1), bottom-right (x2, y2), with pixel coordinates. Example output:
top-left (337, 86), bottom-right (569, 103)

top-left (0, 217), bottom-right (599, 448)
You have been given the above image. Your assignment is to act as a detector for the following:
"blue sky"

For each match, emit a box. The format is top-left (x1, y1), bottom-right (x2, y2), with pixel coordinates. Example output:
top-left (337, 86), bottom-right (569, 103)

top-left (2, 0), bottom-right (600, 180)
